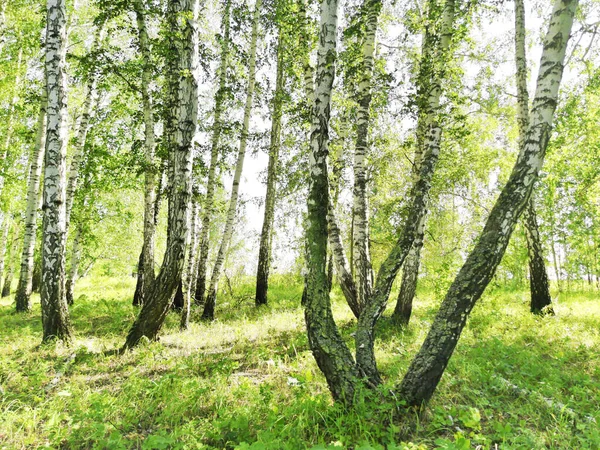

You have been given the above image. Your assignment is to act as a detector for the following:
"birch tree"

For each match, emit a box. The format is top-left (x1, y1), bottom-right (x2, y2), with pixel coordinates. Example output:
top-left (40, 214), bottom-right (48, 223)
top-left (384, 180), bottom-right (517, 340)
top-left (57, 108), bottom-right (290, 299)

top-left (194, 0), bottom-right (231, 305)
top-left (40, 0), bottom-right (73, 343)
top-left (132, 0), bottom-right (159, 307)
top-left (202, 0), bottom-right (262, 321)
top-left (397, 0), bottom-right (577, 405)
top-left (124, 0), bottom-right (198, 349)
top-left (303, 0), bottom-right (359, 403)
top-left (514, 0), bottom-right (553, 314)
top-left (255, 0), bottom-right (287, 306)
top-left (15, 91), bottom-right (47, 312)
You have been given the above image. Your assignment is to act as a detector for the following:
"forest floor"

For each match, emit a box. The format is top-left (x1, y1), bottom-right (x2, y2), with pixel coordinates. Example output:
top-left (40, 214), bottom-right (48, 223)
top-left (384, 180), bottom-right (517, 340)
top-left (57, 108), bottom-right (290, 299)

top-left (0, 275), bottom-right (599, 449)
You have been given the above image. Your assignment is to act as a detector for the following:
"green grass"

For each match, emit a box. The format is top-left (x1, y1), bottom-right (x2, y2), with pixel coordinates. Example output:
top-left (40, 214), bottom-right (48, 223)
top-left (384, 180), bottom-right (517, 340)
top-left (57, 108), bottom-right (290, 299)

top-left (0, 275), bottom-right (599, 449)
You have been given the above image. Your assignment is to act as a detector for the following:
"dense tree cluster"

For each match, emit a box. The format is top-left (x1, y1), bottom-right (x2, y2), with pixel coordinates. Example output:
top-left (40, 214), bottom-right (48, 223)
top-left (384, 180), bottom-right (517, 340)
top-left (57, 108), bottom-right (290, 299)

top-left (0, 0), bottom-right (597, 410)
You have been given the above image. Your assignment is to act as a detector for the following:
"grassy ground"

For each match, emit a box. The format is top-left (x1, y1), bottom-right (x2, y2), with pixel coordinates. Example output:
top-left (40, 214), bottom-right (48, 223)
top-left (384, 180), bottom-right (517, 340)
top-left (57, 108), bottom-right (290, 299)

top-left (0, 275), bottom-right (599, 449)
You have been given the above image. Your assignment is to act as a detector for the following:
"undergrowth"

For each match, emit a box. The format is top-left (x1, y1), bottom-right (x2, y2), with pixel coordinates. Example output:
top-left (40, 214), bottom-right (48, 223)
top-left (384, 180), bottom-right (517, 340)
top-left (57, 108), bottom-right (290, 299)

top-left (0, 275), bottom-right (598, 449)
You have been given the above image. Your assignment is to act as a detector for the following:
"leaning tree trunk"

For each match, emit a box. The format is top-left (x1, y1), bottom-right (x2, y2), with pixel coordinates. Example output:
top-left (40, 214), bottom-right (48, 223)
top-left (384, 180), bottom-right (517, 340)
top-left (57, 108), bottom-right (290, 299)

top-left (65, 224), bottom-right (82, 305)
top-left (303, 0), bottom-right (359, 403)
top-left (194, 0), bottom-right (231, 306)
top-left (397, 0), bottom-right (577, 406)
top-left (132, 0), bottom-right (158, 307)
top-left (123, 0), bottom-right (198, 349)
top-left (355, 0), bottom-right (456, 386)
top-left (391, 32), bottom-right (436, 327)
top-left (40, 0), bottom-right (73, 343)
top-left (15, 90), bottom-right (47, 312)
top-left (202, 0), bottom-right (261, 321)
top-left (352, 0), bottom-right (381, 311)
top-left (514, 0), bottom-right (553, 314)
top-left (1, 230), bottom-right (16, 297)
top-left (255, 25), bottom-right (285, 307)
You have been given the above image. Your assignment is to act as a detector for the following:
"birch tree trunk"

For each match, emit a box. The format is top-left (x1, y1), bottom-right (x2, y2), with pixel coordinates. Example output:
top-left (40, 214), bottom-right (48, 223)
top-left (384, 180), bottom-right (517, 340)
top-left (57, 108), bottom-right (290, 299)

top-left (41, 0), bottom-right (73, 343)
top-left (15, 91), bottom-right (47, 312)
top-left (202, 0), bottom-right (261, 320)
top-left (64, 27), bottom-right (102, 229)
top-left (0, 217), bottom-right (9, 293)
top-left (194, 0), bottom-right (231, 305)
top-left (397, 0), bottom-right (577, 406)
top-left (355, 0), bottom-right (456, 385)
top-left (514, 0), bottom-right (553, 314)
top-left (65, 224), bottom-right (82, 305)
top-left (0, 47), bottom-right (23, 198)
top-left (180, 197), bottom-right (198, 330)
top-left (304, 0), bottom-right (358, 403)
top-left (352, 0), bottom-right (381, 310)
top-left (132, 0), bottom-right (158, 307)
top-left (124, 0), bottom-right (198, 349)
top-left (255, 24), bottom-right (285, 306)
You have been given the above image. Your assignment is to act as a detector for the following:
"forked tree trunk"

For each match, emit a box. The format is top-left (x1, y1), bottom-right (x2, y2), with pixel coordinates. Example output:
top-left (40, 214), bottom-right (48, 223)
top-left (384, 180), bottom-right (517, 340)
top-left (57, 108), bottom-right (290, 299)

top-left (352, 0), bottom-right (381, 310)
top-left (304, 0), bottom-right (358, 403)
top-left (41, 0), bottom-right (73, 343)
top-left (514, 0), bottom-right (553, 314)
top-left (194, 0), bottom-right (231, 305)
top-left (255, 24), bottom-right (285, 306)
top-left (15, 91), bottom-right (47, 312)
top-left (203, 0), bottom-right (261, 320)
top-left (124, 0), bottom-right (199, 349)
top-left (355, 0), bottom-right (456, 385)
top-left (397, 0), bottom-right (577, 406)
top-left (132, 0), bottom-right (158, 307)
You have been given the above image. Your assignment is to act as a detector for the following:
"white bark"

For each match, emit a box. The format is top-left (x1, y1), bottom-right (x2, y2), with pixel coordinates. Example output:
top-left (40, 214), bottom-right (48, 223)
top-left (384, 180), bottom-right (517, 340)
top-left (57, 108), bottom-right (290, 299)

top-left (203, 0), bottom-right (262, 320)
top-left (124, 0), bottom-right (199, 348)
top-left (41, 0), bottom-right (72, 343)
top-left (15, 91), bottom-right (48, 311)
top-left (194, 0), bottom-right (231, 304)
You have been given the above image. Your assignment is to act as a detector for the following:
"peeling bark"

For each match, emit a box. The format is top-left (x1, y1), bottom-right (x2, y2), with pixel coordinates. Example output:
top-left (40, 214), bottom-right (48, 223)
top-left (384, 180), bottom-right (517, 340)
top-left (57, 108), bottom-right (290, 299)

top-left (124, 0), bottom-right (199, 349)
top-left (397, 0), bottom-right (577, 406)
top-left (203, 0), bottom-right (261, 320)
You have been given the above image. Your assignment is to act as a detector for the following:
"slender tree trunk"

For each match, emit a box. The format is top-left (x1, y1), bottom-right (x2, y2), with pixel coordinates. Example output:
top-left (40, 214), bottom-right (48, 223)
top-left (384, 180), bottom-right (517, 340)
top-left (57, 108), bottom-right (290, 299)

top-left (255, 26), bottom-right (285, 306)
top-left (203, 0), bottom-right (261, 320)
top-left (397, 0), bottom-right (577, 406)
top-left (180, 198), bottom-right (198, 329)
top-left (355, 0), bottom-right (456, 385)
top-left (41, 0), bottom-right (73, 343)
top-left (15, 91), bottom-right (47, 312)
top-left (393, 243), bottom-right (422, 325)
top-left (304, 0), bottom-right (358, 403)
top-left (132, 0), bottom-right (158, 307)
top-left (352, 0), bottom-right (381, 310)
top-left (194, 0), bottom-right (231, 306)
top-left (64, 28), bottom-right (102, 229)
top-left (524, 202), bottom-right (553, 313)
top-left (123, 0), bottom-right (199, 349)
top-left (0, 217), bottom-right (9, 293)
top-left (514, 0), bottom-right (553, 314)
top-left (1, 265), bottom-right (12, 297)
top-left (0, 47), bottom-right (23, 198)
top-left (65, 224), bottom-right (82, 305)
